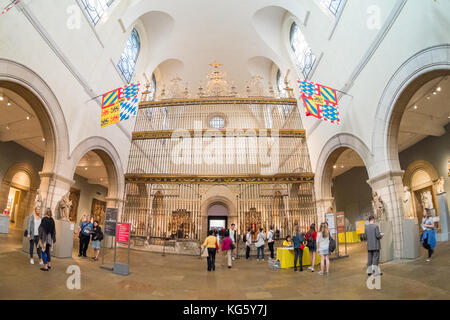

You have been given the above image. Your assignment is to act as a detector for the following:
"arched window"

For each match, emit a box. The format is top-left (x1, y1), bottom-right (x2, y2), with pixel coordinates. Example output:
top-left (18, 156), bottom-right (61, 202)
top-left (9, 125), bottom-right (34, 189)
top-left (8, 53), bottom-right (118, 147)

top-left (117, 28), bottom-right (141, 83)
top-left (80, 0), bottom-right (114, 26)
top-left (289, 22), bottom-right (316, 79)
top-left (320, 0), bottom-right (343, 16)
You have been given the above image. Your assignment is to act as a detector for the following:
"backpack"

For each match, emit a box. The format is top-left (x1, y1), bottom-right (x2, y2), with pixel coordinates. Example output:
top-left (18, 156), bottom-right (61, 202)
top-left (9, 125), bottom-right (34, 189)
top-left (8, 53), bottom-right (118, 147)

top-left (329, 235), bottom-right (336, 253)
top-left (243, 234), bottom-right (247, 243)
top-left (306, 232), bottom-right (314, 247)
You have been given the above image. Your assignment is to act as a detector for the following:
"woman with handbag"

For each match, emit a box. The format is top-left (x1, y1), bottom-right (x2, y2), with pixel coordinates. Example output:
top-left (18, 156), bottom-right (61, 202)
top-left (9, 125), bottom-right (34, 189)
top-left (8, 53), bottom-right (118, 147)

top-left (305, 223), bottom-right (317, 272)
top-left (316, 223), bottom-right (330, 276)
top-left (26, 206), bottom-right (43, 265)
top-left (421, 209), bottom-right (436, 262)
top-left (91, 220), bottom-right (103, 261)
top-left (38, 208), bottom-right (56, 272)
top-left (221, 230), bottom-right (233, 269)
top-left (202, 230), bottom-right (218, 271)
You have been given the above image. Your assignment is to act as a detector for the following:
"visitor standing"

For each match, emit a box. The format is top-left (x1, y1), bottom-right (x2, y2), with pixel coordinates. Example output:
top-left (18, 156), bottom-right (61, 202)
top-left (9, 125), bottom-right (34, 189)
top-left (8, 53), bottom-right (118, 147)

top-left (221, 230), bottom-right (233, 268)
top-left (421, 209), bottom-right (436, 262)
top-left (245, 228), bottom-right (252, 259)
top-left (267, 226), bottom-right (275, 260)
top-left (305, 223), bottom-right (317, 272)
top-left (78, 215), bottom-right (93, 257)
top-left (38, 208), bottom-right (56, 272)
top-left (365, 215), bottom-right (384, 276)
top-left (202, 230), bottom-right (218, 271)
top-left (292, 225), bottom-right (304, 272)
top-left (316, 223), bottom-right (330, 275)
top-left (91, 220), bottom-right (103, 261)
top-left (255, 228), bottom-right (265, 262)
top-left (26, 206), bottom-right (43, 265)
top-left (228, 224), bottom-right (237, 260)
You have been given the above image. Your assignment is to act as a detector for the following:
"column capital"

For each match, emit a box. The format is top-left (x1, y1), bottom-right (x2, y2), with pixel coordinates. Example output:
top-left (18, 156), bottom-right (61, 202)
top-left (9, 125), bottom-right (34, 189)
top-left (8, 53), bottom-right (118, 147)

top-left (367, 170), bottom-right (404, 187)
top-left (39, 171), bottom-right (75, 186)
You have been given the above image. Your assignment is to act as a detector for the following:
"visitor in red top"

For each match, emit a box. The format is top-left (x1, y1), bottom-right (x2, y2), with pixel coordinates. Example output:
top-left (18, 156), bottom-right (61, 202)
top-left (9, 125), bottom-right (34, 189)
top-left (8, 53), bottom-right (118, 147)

top-left (305, 223), bottom-right (317, 272)
top-left (221, 231), bottom-right (233, 269)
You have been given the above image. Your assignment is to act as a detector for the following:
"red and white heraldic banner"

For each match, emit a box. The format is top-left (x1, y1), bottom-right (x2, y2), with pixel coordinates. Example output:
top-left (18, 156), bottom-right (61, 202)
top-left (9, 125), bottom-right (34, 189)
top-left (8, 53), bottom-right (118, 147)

top-left (116, 223), bottom-right (130, 244)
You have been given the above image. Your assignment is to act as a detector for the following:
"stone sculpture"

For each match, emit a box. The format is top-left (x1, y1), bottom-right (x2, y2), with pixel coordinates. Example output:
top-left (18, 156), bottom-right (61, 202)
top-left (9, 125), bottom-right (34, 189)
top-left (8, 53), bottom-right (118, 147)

top-left (436, 177), bottom-right (445, 194)
top-left (371, 192), bottom-right (386, 221)
top-left (58, 192), bottom-right (72, 221)
top-left (402, 186), bottom-right (414, 219)
top-left (35, 189), bottom-right (42, 209)
top-left (421, 191), bottom-right (433, 210)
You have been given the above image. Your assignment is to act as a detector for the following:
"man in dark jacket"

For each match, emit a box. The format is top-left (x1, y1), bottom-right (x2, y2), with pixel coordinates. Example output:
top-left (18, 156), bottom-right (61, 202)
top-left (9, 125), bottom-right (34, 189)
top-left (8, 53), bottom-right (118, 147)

top-left (365, 215), bottom-right (384, 276)
top-left (292, 225), bottom-right (304, 272)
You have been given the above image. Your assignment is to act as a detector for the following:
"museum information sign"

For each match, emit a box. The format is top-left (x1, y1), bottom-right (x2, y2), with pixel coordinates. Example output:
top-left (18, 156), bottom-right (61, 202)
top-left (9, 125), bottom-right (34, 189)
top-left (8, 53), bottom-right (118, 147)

top-left (116, 223), bottom-right (130, 244)
top-left (105, 208), bottom-right (118, 236)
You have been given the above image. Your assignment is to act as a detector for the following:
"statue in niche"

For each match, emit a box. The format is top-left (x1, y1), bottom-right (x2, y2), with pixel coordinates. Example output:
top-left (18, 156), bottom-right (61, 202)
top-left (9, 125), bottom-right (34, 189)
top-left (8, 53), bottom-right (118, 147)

top-left (402, 186), bottom-right (414, 219)
top-left (58, 192), bottom-right (72, 221)
top-left (35, 189), bottom-right (42, 209)
top-left (436, 177), bottom-right (445, 194)
top-left (371, 192), bottom-right (386, 221)
top-left (421, 191), bottom-right (433, 210)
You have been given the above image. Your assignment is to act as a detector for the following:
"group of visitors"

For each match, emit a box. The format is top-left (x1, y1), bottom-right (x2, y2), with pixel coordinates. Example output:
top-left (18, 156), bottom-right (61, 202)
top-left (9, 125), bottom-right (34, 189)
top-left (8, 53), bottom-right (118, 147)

top-left (244, 226), bottom-right (275, 261)
top-left (201, 224), bottom-right (237, 271)
top-left (78, 215), bottom-right (104, 260)
top-left (25, 206), bottom-right (56, 272)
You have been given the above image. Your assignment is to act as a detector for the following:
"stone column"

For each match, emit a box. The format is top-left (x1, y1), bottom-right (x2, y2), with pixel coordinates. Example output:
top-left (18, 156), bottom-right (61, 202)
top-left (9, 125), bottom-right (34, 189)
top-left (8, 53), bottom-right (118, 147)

top-left (367, 170), bottom-right (405, 259)
top-left (316, 198), bottom-right (335, 225)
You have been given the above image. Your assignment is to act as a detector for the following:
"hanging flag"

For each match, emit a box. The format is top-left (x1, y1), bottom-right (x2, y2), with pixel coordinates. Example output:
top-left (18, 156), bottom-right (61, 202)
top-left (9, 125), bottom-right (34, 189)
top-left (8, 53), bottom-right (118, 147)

top-left (298, 80), bottom-right (340, 125)
top-left (101, 82), bottom-right (140, 128)
top-left (1, 0), bottom-right (20, 16)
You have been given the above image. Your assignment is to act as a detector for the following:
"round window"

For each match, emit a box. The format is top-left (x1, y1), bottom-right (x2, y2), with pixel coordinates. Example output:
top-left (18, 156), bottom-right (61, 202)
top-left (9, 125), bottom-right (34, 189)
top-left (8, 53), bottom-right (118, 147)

top-left (209, 116), bottom-right (225, 129)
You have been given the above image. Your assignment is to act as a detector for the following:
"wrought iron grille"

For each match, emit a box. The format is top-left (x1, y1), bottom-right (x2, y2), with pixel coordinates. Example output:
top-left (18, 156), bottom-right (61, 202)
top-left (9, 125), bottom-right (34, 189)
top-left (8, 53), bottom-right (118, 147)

top-left (117, 28), bottom-right (140, 83)
top-left (320, 0), bottom-right (343, 16)
top-left (290, 22), bottom-right (316, 79)
top-left (80, 0), bottom-right (113, 26)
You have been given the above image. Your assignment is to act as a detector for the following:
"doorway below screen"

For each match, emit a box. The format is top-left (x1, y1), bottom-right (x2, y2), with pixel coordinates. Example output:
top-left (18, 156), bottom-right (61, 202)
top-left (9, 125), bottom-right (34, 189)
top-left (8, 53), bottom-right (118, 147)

top-left (208, 216), bottom-right (228, 233)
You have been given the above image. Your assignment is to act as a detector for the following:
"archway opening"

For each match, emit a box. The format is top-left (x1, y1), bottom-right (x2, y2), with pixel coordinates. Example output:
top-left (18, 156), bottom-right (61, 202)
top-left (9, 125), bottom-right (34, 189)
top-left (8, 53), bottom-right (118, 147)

top-left (323, 147), bottom-right (372, 245)
top-left (392, 73), bottom-right (450, 239)
top-left (207, 202), bottom-right (229, 234)
top-left (68, 150), bottom-right (112, 226)
top-left (0, 83), bottom-right (55, 228)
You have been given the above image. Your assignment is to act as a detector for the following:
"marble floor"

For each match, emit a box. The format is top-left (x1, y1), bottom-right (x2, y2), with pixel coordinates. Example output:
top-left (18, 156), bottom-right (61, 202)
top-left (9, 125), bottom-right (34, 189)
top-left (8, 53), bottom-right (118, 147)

top-left (0, 228), bottom-right (449, 300)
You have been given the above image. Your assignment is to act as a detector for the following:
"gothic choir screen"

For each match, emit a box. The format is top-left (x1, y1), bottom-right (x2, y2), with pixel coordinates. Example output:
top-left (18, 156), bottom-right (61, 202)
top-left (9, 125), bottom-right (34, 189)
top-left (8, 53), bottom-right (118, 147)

top-left (121, 63), bottom-right (317, 244)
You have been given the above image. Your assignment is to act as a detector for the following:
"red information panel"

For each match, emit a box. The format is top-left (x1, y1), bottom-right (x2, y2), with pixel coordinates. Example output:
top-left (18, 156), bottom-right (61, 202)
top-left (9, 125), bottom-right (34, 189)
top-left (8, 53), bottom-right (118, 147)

top-left (116, 223), bottom-right (130, 244)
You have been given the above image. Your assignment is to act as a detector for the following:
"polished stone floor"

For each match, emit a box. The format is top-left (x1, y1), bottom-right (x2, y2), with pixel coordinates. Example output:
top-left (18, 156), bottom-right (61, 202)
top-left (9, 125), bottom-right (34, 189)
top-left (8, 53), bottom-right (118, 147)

top-left (0, 228), bottom-right (449, 300)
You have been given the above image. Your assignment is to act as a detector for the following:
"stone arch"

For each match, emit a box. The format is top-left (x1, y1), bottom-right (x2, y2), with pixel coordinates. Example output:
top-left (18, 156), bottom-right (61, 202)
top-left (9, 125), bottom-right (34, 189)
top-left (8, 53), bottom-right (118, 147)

top-left (315, 133), bottom-right (374, 200)
top-left (314, 133), bottom-right (373, 223)
top-left (0, 162), bottom-right (41, 226)
top-left (68, 137), bottom-right (125, 204)
top-left (372, 45), bottom-right (450, 175)
top-left (403, 160), bottom-right (439, 189)
top-left (0, 58), bottom-right (70, 179)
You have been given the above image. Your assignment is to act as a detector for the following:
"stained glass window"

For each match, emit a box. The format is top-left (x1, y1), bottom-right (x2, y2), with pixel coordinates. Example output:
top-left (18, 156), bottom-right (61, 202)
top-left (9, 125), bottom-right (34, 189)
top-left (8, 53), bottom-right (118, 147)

top-left (80, 0), bottom-right (114, 26)
top-left (320, 0), bottom-right (343, 16)
top-left (117, 28), bottom-right (140, 84)
top-left (290, 22), bottom-right (316, 79)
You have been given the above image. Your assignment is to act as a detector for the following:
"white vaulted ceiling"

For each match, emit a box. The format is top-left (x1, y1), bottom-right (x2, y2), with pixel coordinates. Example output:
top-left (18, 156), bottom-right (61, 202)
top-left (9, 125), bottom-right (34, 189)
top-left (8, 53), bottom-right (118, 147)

top-left (0, 88), bottom-right (45, 156)
top-left (120, 0), bottom-right (307, 92)
top-left (398, 76), bottom-right (450, 151)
